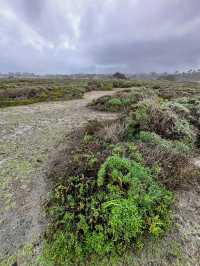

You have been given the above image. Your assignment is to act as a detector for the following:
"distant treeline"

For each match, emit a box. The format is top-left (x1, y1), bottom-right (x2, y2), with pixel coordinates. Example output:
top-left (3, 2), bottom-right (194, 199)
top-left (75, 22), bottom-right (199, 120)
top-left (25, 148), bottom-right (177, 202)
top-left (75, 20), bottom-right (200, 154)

top-left (1, 69), bottom-right (200, 81)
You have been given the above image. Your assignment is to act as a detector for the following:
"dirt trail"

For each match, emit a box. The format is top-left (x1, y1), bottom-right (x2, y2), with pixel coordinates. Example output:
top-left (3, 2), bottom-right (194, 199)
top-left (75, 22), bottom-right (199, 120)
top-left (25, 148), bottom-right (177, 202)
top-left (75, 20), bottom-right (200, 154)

top-left (0, 90), bottom-right (119, 260)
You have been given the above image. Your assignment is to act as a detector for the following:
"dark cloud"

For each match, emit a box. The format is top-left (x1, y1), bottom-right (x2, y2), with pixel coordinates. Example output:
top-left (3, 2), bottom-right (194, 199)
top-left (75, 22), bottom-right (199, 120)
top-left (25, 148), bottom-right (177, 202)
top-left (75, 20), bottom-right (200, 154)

top-left (8, 0), bottom-right (44, 21)
top-left (0, 0), bottom-right (200, 73)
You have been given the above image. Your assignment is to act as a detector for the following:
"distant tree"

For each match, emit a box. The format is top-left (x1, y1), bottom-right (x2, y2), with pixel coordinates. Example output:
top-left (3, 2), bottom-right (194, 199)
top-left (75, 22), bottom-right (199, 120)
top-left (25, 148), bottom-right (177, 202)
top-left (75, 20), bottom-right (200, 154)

top-left (113, 72), bottom-right (127, 79)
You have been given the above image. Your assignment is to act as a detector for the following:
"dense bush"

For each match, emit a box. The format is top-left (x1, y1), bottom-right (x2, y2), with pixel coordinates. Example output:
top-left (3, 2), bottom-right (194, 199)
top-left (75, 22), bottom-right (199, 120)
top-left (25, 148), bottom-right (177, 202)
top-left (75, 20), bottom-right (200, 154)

top-left (138, 131), bottom-right (191, 154)
top-left (167, 96), bottom-right (200, 128)
top-left (134, 131), bottom-right (196, 188)
top-left (89, 88), bottom-right (156, 112)
top-left (126, 99), bottom-right (196, 145)
top-left (42, 154), bottom-right (173, 265)
top-left (112, 80), bottom-right (144, 88)
top-left (87, 80), bottom-right (113, 91)
top-left (103, 82), bottom-right (113, 91)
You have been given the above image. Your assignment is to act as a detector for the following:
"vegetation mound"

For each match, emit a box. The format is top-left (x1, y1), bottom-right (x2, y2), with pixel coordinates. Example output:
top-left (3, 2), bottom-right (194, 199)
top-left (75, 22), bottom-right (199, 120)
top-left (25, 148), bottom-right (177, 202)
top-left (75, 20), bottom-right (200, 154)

top-left (41, 126), bottom-right (173, 265)
top-left (127, 99), bottom-right (196, 144)
top-left (89, 87), bottom-right (156, 112)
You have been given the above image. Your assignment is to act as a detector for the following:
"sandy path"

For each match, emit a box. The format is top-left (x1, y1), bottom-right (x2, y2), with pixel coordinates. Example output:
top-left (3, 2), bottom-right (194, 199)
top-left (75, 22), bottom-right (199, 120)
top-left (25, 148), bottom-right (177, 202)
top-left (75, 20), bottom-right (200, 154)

top-left (0, 90), bottom-right (119, 260)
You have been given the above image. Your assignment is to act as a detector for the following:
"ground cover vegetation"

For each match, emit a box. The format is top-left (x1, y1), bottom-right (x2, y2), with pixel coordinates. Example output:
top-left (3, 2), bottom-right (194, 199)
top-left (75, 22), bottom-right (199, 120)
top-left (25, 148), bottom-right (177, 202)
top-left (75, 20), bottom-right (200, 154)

top-left (0, 79), bottom-right (87, 107)
top-left (0, 78), bottom-right (188, 108)
top-left (39, 80), bottom-right (200, 265)
top-left (0, 78), bottom-right (124, 108)
top-left (40, 122), bottom-right (173, 265)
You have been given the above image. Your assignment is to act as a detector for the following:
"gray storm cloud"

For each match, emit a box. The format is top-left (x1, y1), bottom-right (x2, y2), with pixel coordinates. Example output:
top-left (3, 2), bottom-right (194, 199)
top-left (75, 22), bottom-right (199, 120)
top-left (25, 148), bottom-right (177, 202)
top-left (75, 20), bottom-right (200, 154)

top-left (0, 0), bottom-right (200, 73)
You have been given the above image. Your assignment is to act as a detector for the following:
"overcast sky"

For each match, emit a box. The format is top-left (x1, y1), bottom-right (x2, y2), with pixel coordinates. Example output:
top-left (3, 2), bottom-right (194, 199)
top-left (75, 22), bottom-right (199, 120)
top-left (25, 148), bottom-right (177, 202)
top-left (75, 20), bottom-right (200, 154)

top-left (0, 0), bottom-right (200, 74)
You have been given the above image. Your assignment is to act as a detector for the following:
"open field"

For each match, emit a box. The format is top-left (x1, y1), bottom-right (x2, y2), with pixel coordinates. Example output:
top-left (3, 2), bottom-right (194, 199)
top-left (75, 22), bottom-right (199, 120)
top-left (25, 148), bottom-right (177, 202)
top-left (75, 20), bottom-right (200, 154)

top-left (0, 78), bottom-right (116, 108)
top-left (2, 78), bottom-right (198, 108)
top-left (0, 79), bottom-right (200, 265)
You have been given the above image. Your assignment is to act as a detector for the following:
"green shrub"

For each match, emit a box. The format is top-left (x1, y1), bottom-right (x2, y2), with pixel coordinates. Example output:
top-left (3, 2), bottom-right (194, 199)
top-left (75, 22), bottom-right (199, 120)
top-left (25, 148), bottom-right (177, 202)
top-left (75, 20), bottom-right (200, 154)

top-left (111, 142), bottom-right (144, 163)
top-left (138, 131), bottom-right (191, 154)
top-left (112, 80), bottom-right (144, 88)
top-left (87, 80), bottom-right (113, 91)
top-left (103, 82), bottom-right (113, 91)
top-left (113, 80), bottom-right (122, 88)
top-left (164, 101), bottom-right (190, 119)
top-left (121, 98), bottom-right (131, 105)
top-left (90, 88), bottom-right (156, 112)
top-left (126, 100), bottom-right (196, 144)
top-left (152, 84), bottom-right (161, 90)
top-left (134, 131), bottom-right (196, 188)
top-left (108, 98), bottom-right (122, 106)
top-left (42, 155), bottom-right (173, 265)
top-left (170, 97), bottom-right (200, 128)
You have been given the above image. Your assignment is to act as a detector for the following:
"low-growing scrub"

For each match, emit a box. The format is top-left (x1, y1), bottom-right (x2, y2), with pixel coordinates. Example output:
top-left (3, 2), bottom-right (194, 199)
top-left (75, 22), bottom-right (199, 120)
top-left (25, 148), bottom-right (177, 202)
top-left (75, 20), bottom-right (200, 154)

top-left (0, 79), bottom-right (88, 107)
top-left (87, 80), bottom-right (113, 91)
top-left (41, 156), bottom-right (172, 265)
top-left (112, 80), bottom-right (144, 88)
top-left (171, 97), bottom-right (200, 128)
top-left (41, 128), bottom-right (173, 265)
top-left (150, 80), bottom-right (200, 100)
top-left (126, 99), bottom-right (196, 145)
top-left (89, 87), bottom-right (156, 112)
top-left (134, 131), bottom-right (196, 188)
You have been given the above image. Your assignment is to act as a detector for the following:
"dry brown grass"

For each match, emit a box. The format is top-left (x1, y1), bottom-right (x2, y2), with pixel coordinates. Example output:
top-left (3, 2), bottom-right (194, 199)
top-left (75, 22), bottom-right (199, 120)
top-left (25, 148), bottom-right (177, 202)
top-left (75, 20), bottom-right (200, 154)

top-left (138, 142), bottom-right (198, 189)
top-left (96, 120), bottom-right (125, 143)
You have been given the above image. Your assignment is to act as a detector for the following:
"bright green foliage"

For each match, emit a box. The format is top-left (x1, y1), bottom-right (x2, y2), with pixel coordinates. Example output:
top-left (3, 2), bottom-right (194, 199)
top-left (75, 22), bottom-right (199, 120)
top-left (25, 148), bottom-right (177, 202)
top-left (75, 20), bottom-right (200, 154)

top-left (111, 142), bottom-right (144, 163)
top-left (107, 98), bottom-right (131, 109)
top-left (105, 97), bottom-right (131, 111)
top-left (108, 98), bottom-right (123, 107)
top-left (97, 155), bottom-right (132, 186)
top-left (107, 199), bottom-right (143, 241)
top-left (42, 154), bottom-right (173, 265)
